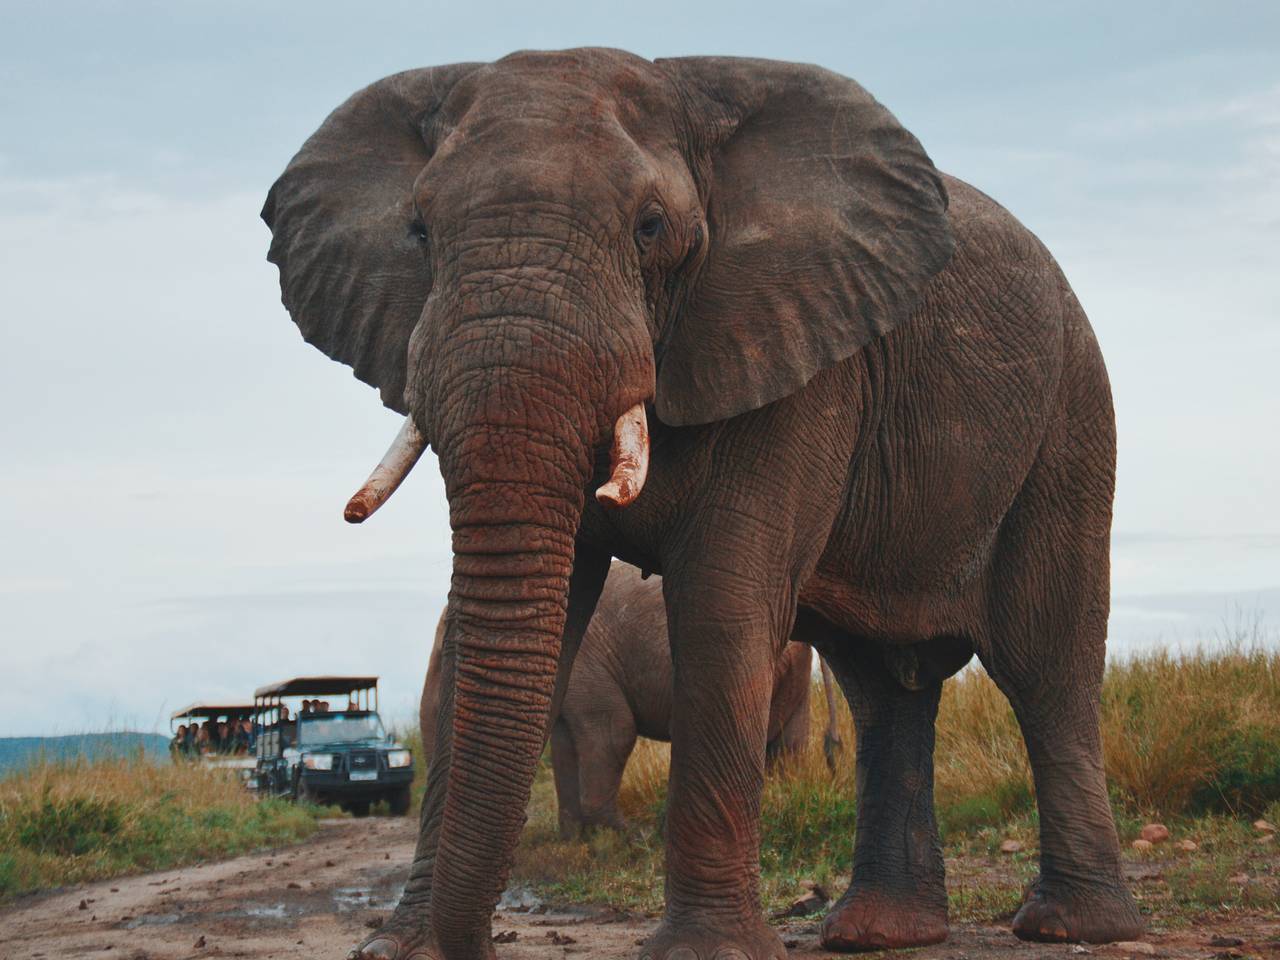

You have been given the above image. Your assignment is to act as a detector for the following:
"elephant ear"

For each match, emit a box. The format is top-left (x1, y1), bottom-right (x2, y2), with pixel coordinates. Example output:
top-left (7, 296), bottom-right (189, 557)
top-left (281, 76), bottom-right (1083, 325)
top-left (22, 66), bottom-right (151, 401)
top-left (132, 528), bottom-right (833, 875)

top-left (653, 57), bottom-right (954, 427)
top-left (262, 64), bottom-right (480, 416)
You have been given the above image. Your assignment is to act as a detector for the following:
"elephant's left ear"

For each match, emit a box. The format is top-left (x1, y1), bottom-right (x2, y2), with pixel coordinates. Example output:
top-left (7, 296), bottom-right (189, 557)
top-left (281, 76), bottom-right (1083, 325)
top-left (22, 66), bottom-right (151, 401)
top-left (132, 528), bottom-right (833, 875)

top-left (653, 57), bottom-right (954, 426)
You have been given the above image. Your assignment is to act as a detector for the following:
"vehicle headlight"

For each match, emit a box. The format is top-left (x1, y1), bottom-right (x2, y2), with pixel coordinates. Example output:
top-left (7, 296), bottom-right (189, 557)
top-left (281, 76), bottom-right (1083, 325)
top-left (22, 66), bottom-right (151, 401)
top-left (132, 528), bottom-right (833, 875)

top-left (302, 753), bottom-right (334, 771)
top-left (386, 750), bottom-right (412, 769)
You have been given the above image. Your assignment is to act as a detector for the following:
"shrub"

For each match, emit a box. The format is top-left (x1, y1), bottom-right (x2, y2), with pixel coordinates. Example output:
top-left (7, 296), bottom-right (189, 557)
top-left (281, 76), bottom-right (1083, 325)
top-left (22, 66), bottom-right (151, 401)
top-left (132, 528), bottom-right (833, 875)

top-left (0, 753), bottom-right (319, 899)
top-left (12, 790), bottom-right (124, 856)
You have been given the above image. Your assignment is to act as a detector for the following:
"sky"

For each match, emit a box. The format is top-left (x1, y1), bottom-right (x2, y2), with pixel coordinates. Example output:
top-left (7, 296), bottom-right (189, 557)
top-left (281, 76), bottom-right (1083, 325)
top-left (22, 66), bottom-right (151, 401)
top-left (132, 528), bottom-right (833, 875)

top-left (1, 1), bottom-right (1277, 736)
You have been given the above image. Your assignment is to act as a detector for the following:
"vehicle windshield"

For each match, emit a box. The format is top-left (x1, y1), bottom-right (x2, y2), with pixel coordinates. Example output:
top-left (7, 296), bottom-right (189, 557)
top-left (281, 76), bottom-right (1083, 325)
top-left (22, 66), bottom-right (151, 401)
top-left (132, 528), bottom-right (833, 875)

top-left (298, 712), bottom-right (386, 745)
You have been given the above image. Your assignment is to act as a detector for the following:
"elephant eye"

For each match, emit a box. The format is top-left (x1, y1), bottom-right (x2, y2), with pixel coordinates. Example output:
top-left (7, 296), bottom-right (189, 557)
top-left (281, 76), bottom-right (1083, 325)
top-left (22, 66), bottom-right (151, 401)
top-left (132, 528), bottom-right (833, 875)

top-left (634, 213), bottom-right (664, 249)
top-left (408, 219), bottom-right (429, 243)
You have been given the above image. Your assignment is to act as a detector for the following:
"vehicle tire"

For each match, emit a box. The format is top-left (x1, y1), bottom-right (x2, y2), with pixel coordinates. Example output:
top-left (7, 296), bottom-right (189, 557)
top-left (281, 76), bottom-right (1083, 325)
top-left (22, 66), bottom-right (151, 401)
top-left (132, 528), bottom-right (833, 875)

top-left (388, 785), bottom-right (412, 817)
top-left (346, 800), bottom-right (371, 818)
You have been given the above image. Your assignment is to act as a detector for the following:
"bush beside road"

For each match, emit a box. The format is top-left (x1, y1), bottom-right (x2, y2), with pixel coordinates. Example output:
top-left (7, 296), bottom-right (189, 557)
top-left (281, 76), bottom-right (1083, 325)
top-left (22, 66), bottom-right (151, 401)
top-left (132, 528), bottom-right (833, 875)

top-left (0, 754), bottom-right (321, 898)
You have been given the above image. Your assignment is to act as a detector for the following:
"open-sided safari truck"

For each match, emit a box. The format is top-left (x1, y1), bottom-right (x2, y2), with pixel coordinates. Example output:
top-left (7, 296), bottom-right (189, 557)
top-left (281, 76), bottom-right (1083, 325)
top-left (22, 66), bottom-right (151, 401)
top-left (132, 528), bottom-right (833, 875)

top-left (170, 702), bottom-right (258, 786)
top-left (252, 676), bottom-right (414, 815)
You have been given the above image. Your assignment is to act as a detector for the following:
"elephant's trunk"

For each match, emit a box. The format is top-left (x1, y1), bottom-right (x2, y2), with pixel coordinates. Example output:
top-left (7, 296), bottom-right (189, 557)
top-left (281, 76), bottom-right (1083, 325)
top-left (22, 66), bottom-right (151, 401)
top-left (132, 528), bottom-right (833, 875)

top-left (418, 610), bottom-right (449, 769)
top-left (429, 421), bottom-right (585, 956)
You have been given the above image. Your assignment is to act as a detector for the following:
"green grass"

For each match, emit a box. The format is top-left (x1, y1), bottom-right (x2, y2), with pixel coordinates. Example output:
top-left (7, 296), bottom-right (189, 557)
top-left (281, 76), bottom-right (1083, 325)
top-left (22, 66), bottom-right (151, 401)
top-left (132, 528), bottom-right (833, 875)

top-left (505, 640), bottom-right (1280, 924)
top-left (0, 752), bottom-right (323, 899)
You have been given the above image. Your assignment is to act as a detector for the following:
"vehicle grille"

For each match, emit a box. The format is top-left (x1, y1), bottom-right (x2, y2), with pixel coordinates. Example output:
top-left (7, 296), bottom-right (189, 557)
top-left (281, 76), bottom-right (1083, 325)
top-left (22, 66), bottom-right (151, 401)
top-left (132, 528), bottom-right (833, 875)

top-left (349, 751), bottom-right (377, 772)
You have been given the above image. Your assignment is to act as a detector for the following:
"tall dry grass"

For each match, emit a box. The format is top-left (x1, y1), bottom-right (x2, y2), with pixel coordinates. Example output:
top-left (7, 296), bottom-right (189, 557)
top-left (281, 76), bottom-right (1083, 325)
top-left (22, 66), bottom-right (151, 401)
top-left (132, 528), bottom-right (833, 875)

top-left (0, 753), bottom-right (318, 898)
top-left (1100, 644), bottom-right (1280, 814)
top-left (613, 640), bottom-right (1280, 835)
top-left (507, 640), bottom-right (1280, 910)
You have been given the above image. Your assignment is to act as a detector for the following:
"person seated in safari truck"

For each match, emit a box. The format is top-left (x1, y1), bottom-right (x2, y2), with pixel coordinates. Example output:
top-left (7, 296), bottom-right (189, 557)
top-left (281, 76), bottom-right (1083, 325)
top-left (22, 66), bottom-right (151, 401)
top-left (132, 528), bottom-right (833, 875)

top-left (251, 676), bottom-right (413, 817)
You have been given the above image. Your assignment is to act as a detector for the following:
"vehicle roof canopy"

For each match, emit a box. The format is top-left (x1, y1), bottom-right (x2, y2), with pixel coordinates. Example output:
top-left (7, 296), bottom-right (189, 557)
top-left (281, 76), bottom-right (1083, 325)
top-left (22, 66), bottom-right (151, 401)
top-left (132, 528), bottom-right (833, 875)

top-left (253, 676), bottom-right (378, 699)
top-left (171, 702), bottom-right (257, 721)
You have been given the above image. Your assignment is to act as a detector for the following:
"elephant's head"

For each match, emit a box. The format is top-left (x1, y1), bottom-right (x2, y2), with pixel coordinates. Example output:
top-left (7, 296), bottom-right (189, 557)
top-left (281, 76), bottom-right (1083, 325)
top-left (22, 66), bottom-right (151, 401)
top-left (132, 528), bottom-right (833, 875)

top-left (263, 47), bottom-right (950, 949)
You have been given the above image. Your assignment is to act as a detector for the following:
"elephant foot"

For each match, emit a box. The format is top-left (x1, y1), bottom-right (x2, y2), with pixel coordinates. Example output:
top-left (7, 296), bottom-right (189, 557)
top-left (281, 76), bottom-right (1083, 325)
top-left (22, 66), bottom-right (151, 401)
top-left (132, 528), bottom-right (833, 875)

top-left (1012, 876), bottom-right (1143, 944)
top-left (821, 888), bottom-right (948, 952)
top-left (557, 813), bottom-right (583, 841)
top-left (349, 910), bottom-right (446, 960)
top-left (640, 917), bottom-right (787, 960)
top-left (559, 808), bottom-right (628, 840)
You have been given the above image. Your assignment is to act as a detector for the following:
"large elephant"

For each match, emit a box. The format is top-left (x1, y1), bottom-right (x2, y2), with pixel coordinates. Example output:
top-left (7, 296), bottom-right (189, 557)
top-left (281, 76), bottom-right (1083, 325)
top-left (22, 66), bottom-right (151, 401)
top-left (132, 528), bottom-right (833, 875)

top-left (419, 563), bottom-right (842, 839)
top-left (263, 48), bottom-right (1138, 960)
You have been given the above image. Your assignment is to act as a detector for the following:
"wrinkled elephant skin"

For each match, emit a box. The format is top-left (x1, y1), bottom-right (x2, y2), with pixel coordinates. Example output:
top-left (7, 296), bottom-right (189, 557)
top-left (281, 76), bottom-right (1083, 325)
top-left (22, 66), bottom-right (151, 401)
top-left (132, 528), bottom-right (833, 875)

top-left (262, 48), bottom-right (1140, 960)
top-left (420, 564), bottom-right (837, 839)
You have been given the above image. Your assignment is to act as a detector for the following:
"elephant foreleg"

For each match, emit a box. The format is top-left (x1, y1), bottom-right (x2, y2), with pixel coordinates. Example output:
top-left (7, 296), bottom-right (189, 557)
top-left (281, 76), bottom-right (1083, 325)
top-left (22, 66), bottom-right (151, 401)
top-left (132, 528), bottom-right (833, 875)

top-left (550, 718), bottom-right (585, 840)
top-left (641, 565), bottom-right (789, 960)
top-left (765, 680), bottom-right (811, 769)
top-left (571, 709), bottom-right (636, 833)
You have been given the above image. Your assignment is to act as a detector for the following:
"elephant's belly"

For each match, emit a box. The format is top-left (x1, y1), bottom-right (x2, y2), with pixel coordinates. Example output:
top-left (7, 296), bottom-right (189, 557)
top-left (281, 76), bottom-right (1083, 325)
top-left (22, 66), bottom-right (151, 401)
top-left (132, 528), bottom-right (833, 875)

top-left (801, 423), bottom-right (1019, 646)
top-left (798, 569), bottom-right (985, 647)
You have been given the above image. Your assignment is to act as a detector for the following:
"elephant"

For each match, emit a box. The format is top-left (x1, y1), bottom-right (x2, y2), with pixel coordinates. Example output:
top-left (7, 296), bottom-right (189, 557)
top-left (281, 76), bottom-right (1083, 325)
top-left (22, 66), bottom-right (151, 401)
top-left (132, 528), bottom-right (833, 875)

top-left (263, 48), bottom-right (1140, 960)
top-left (419, 563), bottom-right (843, 839)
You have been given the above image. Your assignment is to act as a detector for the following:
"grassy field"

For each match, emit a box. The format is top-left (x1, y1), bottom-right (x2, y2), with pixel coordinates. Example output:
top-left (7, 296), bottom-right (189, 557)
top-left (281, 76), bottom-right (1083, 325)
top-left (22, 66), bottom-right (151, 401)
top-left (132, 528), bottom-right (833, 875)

top-left (0, 754), bottom-right (321, 899)
top-left (504, 641), bottom-right (1280, 924)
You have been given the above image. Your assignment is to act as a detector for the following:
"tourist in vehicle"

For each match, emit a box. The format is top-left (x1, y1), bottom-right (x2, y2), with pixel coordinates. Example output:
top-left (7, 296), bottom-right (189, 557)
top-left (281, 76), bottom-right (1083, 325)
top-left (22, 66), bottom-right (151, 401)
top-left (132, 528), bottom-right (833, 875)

top-left (278, 705), bottom-right (294, 746)
top-left (319, 701), bottom-right (331, 713)
top-left (171, 725), bottom-right (187, 758)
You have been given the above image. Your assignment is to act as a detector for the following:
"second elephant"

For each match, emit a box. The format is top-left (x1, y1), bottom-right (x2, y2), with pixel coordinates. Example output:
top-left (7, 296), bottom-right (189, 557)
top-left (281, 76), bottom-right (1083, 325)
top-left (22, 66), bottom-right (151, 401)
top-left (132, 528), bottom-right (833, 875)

top-left (420, 563), bottom-right (841, 838)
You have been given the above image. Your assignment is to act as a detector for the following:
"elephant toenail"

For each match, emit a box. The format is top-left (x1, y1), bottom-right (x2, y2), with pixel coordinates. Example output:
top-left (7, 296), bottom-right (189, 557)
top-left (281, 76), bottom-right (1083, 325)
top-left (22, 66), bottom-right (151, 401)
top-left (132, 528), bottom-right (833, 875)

top-left (359, 938), bottom-right (400, 960)
top-left (666, 948), bottom-right (699, 960)
top-left (712, 949), bottom-right (750, 960)
top-left (1039, 915), bottom-right (1068, 939)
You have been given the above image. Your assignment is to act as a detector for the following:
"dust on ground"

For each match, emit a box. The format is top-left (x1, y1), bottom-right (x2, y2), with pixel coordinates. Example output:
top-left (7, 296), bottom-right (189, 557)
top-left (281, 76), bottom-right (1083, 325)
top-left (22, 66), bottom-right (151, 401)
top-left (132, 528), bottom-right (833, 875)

top-left (1, 817), bottom-right (1276, 960)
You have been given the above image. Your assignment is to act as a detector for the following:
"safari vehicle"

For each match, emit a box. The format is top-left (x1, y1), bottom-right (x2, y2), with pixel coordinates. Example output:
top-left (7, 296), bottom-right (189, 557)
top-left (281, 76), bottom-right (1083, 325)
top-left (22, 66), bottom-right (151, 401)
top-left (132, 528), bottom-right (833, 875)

top-left (170, 702), bottom-right (258, 786)
top-left (252, 676), bottom-right (413, 815)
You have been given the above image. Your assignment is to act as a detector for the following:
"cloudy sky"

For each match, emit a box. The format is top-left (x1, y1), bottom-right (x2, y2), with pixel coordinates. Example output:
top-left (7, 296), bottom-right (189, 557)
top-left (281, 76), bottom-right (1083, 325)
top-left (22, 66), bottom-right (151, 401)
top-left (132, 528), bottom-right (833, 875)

top-left (1, 1), bottom-right (1277, 736)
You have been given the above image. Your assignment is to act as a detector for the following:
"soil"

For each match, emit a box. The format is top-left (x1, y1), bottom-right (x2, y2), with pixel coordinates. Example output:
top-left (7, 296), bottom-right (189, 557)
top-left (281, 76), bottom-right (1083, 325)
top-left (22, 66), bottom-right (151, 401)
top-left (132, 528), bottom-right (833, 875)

top-left (1, 818), bottom-right (1276, 960)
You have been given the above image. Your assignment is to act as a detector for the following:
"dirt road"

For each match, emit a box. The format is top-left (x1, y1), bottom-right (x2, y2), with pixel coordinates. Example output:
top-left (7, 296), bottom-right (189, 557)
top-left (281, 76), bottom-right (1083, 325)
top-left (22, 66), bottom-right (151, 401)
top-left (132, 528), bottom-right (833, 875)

top-left (1, 817), bottom-right (1276, 960)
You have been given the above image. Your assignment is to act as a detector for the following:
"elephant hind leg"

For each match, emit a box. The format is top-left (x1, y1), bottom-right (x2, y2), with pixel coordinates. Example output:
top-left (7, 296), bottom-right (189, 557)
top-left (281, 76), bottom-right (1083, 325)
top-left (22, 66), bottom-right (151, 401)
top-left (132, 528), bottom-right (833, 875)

top-left (977, 427), bottom-right (1141, 943)
top-left (816, 632), bottom-right (949, 952)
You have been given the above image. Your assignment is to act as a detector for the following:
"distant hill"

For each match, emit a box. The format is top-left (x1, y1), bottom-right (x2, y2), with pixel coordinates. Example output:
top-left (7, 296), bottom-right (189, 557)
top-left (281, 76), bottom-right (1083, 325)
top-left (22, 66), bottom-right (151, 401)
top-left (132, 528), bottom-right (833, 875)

top-left (0, 732), bottom-right (171, 774)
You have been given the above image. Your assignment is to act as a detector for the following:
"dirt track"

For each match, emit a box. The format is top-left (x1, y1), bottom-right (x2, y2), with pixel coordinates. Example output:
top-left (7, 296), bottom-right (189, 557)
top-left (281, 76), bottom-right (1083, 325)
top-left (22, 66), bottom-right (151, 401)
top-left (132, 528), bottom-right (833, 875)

top-left (1, 817), bottom-right (1276, 960)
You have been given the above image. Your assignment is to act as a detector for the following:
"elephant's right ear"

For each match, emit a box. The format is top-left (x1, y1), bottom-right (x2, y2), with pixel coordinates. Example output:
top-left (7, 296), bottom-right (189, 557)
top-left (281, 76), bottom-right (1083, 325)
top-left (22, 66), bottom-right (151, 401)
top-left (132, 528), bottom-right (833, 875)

top-left (262, 64), bottom-right (480, 416)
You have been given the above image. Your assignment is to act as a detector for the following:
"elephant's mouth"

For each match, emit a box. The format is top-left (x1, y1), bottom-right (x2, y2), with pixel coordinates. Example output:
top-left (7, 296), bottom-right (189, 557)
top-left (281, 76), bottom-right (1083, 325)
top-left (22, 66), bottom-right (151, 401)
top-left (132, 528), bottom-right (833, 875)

top-left (342, 401), bottom-right (650, 524)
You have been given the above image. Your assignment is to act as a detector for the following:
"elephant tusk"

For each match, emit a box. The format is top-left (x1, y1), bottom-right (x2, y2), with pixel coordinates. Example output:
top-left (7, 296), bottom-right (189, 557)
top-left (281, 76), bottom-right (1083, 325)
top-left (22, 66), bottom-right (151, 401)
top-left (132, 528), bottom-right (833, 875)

top-left (344, 417), bottom-right (428, 523)
top-left (595, 402), bottom-right (649, 509)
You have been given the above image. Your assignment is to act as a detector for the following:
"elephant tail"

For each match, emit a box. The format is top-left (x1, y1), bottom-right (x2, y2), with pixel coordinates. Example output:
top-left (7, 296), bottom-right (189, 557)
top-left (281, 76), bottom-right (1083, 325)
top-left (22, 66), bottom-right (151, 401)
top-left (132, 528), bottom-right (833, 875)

top-left (819, 656), bottom-right (844, 773)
